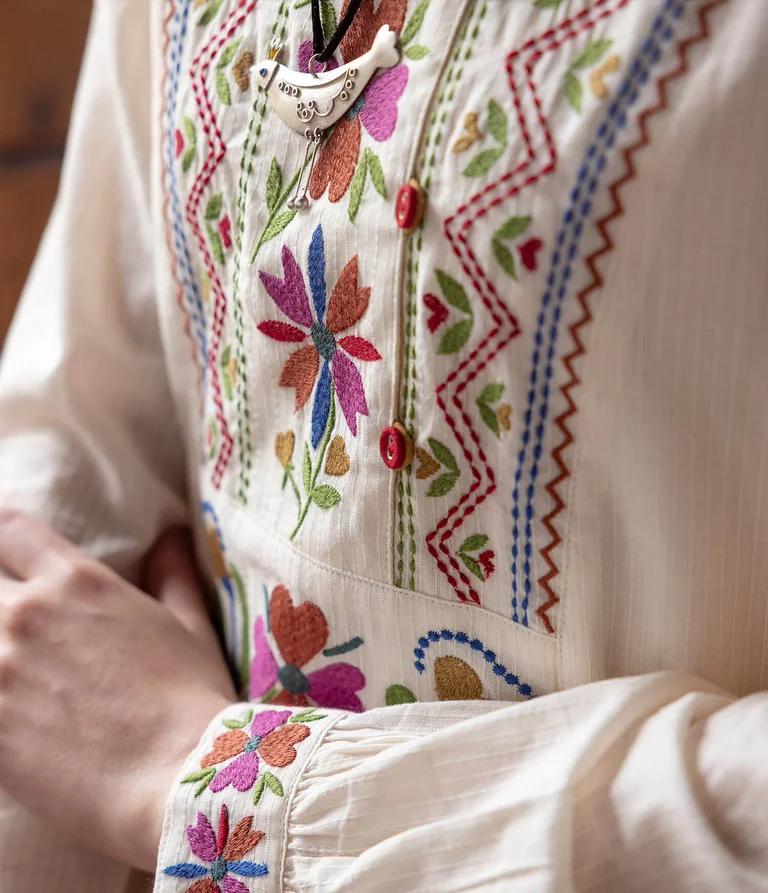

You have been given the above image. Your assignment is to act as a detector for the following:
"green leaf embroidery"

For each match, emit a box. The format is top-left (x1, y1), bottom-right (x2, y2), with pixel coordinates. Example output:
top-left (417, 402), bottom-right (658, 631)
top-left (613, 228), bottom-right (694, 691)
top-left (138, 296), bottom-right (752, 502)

top-left (487, 99), bottom-right (507, 146)
top-left (478, 383), bottom-right (504, 404)
top-left (312, 484), bottom-right (342, 508)
top-left (400, 0), bottom-right (430, 47)
top-left (181, 767), bottom-right (216, 797)
top-left (262, 771), bottom-right (284, 797)
top-left (302, 443), bottom-right (312, 493)
top-left (290, 708), bottom-right (328, 723)
top-left (365, 149), bottom-right (386, 198)
top-left (458, 552), bottom-right (485, 581)
top-left (221, 343), bottom-right (232, 367)
top-left (494, 215), bottom-right (531, 240)
top-left (459, 533), bottom-right (489, 553)
top-left (252, 774), bottom-right (266, 804)
top-left (428, 437), bottom-right (459, 473)
top-left (477, 400), bottom-right (499, 434)
top-left (492, 239), bottom-right (517, 279)
top-left (462, 146), bottom-right (504, 177)
top-left (320, 0), bottom-right (337, 41)
top-left (266, 158), bottom-right (283, 214)
top-left (218, 37), bottom-right (243, 69)
top-left (427, 472), bottom-right (459, 498)
top-left (386, 684), bottom-right (417, 706)
top-left (206, 223), bottom-right (225, 264)
top-left (404, 44), bottom-right (429, 60)
top-left (437, 318), bottom-right (473, 354)
top-left (348, 151), bottom-right (369, 223)
top-left (533, 0), bottom-right (564, 7)
top-left (564, 70), bottom-right (582, 112)
top-left (216, 69), bottom-right (231, 105)
top-left (570, 38), bottom-right (613, 70)
top-left (259, 208), bottom-right (298, 245)
top-left (197, 0), bottom-right (225, 27)
top-left (222, 707), bottom-right (254, 730)
top-left (435, 269), bottom-right (471, 314)
top-left (183, 115), bottom-right (196, 145)
top-left (182, 147), bottom-right (196, 173)
top-left (205, 192), bottom-right (223, 220)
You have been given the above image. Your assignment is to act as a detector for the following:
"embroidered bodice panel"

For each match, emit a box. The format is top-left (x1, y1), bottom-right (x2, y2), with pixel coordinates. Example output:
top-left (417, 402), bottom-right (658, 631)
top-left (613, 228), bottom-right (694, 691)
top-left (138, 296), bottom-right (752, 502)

top-left (157, 0), bottom-right (768, 708)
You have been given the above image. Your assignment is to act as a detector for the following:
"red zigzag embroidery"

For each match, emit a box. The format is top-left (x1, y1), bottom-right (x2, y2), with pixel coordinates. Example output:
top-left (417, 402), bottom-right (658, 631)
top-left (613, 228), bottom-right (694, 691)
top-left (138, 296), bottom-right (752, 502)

top-left (428, 0), bottom-right (628, 604)
top-left (536, 0), bottom-right (728, 633)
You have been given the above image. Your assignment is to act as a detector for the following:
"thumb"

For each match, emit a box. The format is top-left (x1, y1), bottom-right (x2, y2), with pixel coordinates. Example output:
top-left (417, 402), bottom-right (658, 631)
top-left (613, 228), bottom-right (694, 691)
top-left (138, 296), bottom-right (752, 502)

top-left (144, 528), bottom-right (220, 648)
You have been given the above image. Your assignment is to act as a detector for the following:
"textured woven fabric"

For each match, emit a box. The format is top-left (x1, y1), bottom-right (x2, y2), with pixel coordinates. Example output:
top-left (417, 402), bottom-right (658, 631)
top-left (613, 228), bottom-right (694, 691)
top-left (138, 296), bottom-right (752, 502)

top-left (0, 0), bottom-right (767, 889)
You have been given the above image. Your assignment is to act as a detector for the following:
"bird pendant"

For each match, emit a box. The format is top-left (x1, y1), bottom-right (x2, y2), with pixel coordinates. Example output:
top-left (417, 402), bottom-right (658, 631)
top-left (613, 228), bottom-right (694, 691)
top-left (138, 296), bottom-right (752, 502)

top-left (252, 25), bottom-right (401, 209)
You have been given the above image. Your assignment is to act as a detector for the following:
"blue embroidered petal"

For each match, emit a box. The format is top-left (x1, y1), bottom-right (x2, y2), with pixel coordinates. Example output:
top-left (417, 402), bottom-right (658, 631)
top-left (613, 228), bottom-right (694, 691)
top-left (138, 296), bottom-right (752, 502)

top-left (162, 863), bottom-right (209, 878)
top-left (307, 224), bottom-right (327, 322)
top-left (311, 361), bottom-right (332, 449)
top-left (226, 860), bottom-right (270, 877)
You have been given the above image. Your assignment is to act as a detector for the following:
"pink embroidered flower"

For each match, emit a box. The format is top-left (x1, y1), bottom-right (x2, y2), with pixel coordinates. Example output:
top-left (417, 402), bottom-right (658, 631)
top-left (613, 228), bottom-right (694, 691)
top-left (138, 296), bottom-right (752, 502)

top-left (200, 709), bottom-right (310, 794)
top-left (162, 804), bottom-right (266, 892)
top-left (257, 223), bottom-right (381, 448)
top-left (251, 584), bottom-right (366, 712)
top-left (297, 0), bottom-right (409, 202)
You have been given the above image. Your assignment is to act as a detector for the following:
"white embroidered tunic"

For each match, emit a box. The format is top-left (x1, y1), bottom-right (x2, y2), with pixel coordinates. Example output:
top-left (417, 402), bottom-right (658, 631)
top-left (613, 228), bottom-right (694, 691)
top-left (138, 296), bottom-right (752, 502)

top-left (0, 0), bottom-right (767, 890)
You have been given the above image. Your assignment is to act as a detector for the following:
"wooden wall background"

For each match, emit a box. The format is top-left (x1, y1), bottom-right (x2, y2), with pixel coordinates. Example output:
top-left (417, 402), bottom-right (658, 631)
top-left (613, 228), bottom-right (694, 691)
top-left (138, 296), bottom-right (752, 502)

top-left (0, 2), bottom-right (92, 343)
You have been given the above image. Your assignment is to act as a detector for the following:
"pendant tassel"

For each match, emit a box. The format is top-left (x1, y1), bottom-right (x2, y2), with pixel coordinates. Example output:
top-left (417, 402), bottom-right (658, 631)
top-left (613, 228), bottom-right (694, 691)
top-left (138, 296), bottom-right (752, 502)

top-left (288, 130), bottom-right (321, 211)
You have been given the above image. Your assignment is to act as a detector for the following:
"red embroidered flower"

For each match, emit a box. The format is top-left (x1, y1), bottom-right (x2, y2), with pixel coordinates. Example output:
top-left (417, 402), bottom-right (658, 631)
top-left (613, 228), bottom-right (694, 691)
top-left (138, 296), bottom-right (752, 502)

top-left (297, 0), bottom-right (409, 202)
top-left (251, 585), bottom-right (366, 712)
top-left (257, 223), bottom-right (381, 448)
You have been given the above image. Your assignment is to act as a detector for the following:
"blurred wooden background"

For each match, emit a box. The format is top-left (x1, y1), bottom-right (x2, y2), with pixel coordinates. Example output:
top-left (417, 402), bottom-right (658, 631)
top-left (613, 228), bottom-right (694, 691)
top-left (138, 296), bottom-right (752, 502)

top-left (0, 2), bottom-right (92, 343)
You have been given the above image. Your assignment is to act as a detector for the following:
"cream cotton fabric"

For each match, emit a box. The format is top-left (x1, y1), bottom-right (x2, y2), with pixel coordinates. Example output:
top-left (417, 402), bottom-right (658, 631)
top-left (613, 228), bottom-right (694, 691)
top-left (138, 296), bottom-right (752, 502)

top-left (0, 0), bottom-right (766, 890)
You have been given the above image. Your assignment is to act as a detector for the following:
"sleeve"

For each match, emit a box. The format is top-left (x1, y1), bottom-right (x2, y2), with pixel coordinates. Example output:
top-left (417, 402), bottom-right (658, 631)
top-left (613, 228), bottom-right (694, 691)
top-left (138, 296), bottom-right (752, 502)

top-left (153, 672), bottom-right (768, 893)
top-left (0, 0), bottom-right (187, 583)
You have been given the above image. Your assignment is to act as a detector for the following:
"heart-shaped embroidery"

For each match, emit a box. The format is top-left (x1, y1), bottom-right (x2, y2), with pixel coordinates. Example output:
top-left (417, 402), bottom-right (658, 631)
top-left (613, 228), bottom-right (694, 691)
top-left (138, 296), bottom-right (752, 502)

top-left (358, 64), bottom-right (409, 142)
top-left (589, 53), bottom-right (621, 98)
top-left (496, 403), bottom-right (512, 431)
top-left (324, 435), bottom-right (350, 476)
top-left (270, 585), bottom-right (329, 668)
top-left (274, 430), bottom-right (295, 468)
top-left (201, 730), bottom-right (249, 769)
top-left (232, 50), bottom-right (255, 92)
top-left (423, 293), bottom-right (449, 333)
top-left (452, 111), bottom-right (483, 154)
top-left (518, 237), bottom-right (543, 272)
top-left (415, 447), bottom-right (440, 480)
top-left (258, 723), bottom-right (311, 768)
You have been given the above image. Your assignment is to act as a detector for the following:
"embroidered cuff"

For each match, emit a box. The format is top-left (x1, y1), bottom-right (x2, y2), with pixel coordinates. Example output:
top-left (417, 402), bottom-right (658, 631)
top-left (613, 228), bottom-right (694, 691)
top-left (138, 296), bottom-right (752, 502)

top-left (154, 703), bottom-right (341, 893)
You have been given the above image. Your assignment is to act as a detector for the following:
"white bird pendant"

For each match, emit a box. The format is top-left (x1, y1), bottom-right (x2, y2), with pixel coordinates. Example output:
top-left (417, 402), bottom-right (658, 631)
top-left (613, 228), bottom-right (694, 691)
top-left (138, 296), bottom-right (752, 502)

top-left (252, 25), bottom-right (401, 210)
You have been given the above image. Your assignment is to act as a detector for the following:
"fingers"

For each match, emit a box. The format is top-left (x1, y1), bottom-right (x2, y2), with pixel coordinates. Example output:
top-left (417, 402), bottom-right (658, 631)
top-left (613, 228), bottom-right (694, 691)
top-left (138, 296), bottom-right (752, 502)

top-left (144, 528), bottom-right (219, 645)
top-left (0, 509), bottom-right (79, 581)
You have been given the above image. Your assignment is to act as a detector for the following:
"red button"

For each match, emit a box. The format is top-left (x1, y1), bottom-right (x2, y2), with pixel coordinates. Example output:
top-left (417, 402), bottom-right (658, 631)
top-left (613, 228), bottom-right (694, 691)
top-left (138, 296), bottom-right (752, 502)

top-left (379, 422), bottom-right (414, 470)
top-left (395, 178), bottom-right (426, 234)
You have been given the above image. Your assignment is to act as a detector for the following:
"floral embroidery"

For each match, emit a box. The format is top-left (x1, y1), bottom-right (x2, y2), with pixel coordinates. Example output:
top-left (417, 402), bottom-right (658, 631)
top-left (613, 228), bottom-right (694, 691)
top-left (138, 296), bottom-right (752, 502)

top-left (475, 383), bottom-right (511, 437)
top-left (162, 805), bottom-right (267, 891)
top-left (176, 116), bottom-right (197, 173)
top-left (250, 156), bottom-right (302, 262)
top-left (251, 585), bottom-right (366, 711)
top-left (461, 99), bottom-right (508, 178)
top-left (215, 38), bottom-right (244, 104)
top-left (182, 708), bottom-right (313, 801)
top-left (491, 215), bottom-right (534, 280)
top-left (415, 437), bottom-right (460, 497)
top-left (563, 38), bottom-right (614, 112)
top-left (424, 269), bottom-right (473, 354)
top-left (297, 0), bottom-right (429, 215)
top-left (456, 534), bottom-right (495, 582)
top-left (451, 110), bottom-right (482, 154)
top-left (258, 224), bottom-right (379, 536)
top-left (204, 193), bottom-right (229, 264)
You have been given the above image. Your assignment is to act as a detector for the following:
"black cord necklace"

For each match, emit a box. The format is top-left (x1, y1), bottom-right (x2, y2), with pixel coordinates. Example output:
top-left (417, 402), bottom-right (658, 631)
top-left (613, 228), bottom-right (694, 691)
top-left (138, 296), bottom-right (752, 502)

top-left (311, 0), bottom-right (366, 64)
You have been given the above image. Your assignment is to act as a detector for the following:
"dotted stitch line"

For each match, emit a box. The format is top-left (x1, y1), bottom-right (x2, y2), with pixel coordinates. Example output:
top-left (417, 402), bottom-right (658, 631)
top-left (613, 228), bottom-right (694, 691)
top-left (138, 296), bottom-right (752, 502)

top-left (536, 0), bottom-right (727, 633)
top-left (413, 629), bottom-right (534, 699)
top-left (186, 1), bottom-right (258, 489)
top-left (163, 1), bottom-right (207, 382)
top-left (511, 0), bottom-right (684, 627)
top-left (232, 1), bottom-right (291, 504)
top-left (427, 0), bottom-right (628, 604)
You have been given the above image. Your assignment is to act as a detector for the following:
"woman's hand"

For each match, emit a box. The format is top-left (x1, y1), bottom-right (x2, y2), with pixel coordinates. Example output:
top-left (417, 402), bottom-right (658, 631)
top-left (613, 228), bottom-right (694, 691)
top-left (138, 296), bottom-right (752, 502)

top-left (0, 510), bottom-right (235, 872)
